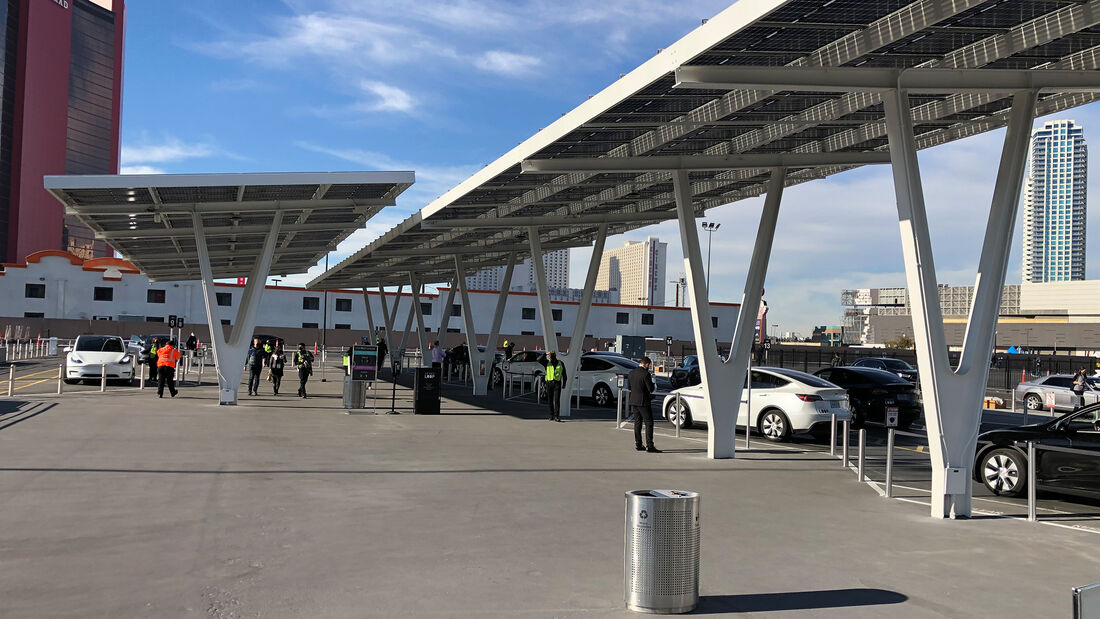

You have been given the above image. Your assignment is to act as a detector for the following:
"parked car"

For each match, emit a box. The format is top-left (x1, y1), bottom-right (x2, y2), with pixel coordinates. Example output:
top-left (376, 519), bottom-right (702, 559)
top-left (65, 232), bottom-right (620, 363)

top-left (669, 355), bottom-right (700, 388)
top-left (64, 335), bottom-right (135, 385)
top-left (974, 405), bottom-right (1100, 498)
top-left (662, 367), bottom-right (851, 442)
top-left (572, 355), bottom-right (639, 407)
top-left (493, 350), bottom-right (546, 386)
top-left (1015, 374), bottom-right (1100, 412)
top-left (813, 366), bottom-right (922, 429)
top-left (850, 357), bottom-right (919, 383)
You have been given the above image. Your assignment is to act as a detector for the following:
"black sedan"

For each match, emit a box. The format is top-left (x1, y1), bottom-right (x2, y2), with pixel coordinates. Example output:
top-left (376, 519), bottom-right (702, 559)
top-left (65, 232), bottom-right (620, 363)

top-left (850, 357), bottom-right (918, 383)
top-left (974, 406), bottom-right (1100, 498)
top-left (670, 355), bottom-right (700, 388)
top-left (813, 366), bottom-right (922, 429)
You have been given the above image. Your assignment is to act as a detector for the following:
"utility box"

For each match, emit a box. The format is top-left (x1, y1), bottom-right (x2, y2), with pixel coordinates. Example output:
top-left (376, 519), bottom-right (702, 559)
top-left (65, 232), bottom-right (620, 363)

top-left (625, 489), bottom-right (700, 614)
top-left (614, 335), bottom-right (647, 361)
top-left (413, 367), bottom-right (441, 414)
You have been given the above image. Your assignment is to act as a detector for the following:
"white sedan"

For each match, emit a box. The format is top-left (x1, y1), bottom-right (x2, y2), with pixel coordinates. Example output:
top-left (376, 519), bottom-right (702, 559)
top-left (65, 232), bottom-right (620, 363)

top-left (661, 367), bottom-right (851, 441)
top-left (65, 335), bottom-right (135, 384)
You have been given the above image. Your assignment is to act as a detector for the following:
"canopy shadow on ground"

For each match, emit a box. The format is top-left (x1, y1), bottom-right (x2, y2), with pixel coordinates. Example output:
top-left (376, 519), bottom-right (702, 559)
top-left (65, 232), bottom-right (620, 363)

top-left (695, 588), bottom-right (908, 614)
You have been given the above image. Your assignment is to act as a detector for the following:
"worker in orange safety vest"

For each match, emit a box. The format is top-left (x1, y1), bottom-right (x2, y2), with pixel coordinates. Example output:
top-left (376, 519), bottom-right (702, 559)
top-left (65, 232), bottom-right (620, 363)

top-left (156, 339), bottom-right (182, 398)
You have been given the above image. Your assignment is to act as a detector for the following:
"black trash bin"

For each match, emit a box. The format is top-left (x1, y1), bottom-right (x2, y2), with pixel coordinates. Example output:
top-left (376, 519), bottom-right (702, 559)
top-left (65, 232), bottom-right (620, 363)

top-left (413, 367), bottom-right (441, 414)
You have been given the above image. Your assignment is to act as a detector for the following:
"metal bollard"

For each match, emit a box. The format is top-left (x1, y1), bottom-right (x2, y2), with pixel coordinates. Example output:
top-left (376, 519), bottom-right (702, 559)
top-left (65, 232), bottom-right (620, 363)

top-left (7, 364), bottom-right (13, 396)
top-left (198, 356), bottom-right (204, 385)
top-left (57, 362), bottom-right (63, 395)
top-left (1027, 441), bottom-right (1037, 522)
top-left (830, 413), bottom-right (837, 456)
top-left (675, 391), bottom-right (682, 439)
top-left (885, 428), bottom-right (895, 498)
top-left (841, 420), bottom-right (850, 467)
top-left (857, 428), bottom-right (866, 482)
top-left (100, 364), bottom-right (106, 392)
top-left (139, 364), bottom-right (145, 390)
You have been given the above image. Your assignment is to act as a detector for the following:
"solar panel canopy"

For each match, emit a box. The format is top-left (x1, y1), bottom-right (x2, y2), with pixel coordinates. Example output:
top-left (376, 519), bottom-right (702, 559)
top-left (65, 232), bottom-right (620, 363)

top-left (313, 0), bottom-right (1100, 289)
top-left (45, 171), bottom-right (414, 282)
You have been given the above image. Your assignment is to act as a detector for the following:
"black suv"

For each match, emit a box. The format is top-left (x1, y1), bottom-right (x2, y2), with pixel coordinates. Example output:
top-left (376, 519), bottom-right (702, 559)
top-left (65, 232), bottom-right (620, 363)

top-left (670, 355), bottom-right (700, 388)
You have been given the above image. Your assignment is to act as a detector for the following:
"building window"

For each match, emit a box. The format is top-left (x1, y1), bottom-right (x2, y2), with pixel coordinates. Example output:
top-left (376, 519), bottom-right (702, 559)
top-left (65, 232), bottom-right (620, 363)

top-left (220, 319), bottom-right (231, 326)
top-left (216, 292), bottom-right (233, 307)
top-left (24, 284), bottom-right (45, 299)
top-left (451, 304), bottom-right (462, 317)
top-left (641, 313), bottom-right (654, 325)
top-left (335, 298), bottom-right (352, 312)
top-left (420, 302), bottom-right (433, 316)
top-left (147, 289), bottom-right (166, 304)
top-left (616, 312), bottom-right (629, 324)
top-left (146, 316), bottom-right (164, 323)
top-left (334, 324), bottom-right (351, 330)
top-left (93, 287), bottom-right (113, 302)
top-left (712, 316), bottom-right (719, 328)
top-left (552, 309), bottom-right (563, 321)
top-left (302, 322), bottom-right (319, 329)
top-left (447, 328), bottom-right (460, 333)
top-left (303, 297), bottom-right (320, 310)
top-left (23, 312), bottom-right (44, 318)
top-left (521, 330), bottom-right (535, 336)
top-left (522, 307), bottom-right (536, 320)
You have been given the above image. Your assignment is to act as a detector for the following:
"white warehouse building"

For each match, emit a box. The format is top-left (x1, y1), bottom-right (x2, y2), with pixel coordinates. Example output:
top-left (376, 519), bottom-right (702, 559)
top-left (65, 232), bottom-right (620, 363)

top-left (0, 250), bottom-right (739, 343)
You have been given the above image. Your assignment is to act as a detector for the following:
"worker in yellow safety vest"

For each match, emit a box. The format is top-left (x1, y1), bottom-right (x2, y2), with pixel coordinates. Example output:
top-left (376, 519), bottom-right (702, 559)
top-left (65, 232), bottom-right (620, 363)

top-left (156, 339), bottom-right (182, 398)
top-left (541, 351), bottom-right (567, 422)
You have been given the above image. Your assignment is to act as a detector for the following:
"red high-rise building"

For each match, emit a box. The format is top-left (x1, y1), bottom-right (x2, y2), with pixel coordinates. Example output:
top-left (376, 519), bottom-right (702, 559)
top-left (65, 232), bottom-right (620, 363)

top-left (1, 0), bottom-right (124, 262)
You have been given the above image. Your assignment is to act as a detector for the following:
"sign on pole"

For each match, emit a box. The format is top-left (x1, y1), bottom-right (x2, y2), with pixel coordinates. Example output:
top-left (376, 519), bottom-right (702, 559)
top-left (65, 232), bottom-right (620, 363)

top-left (1045, 391), bottom-right (1056, 414)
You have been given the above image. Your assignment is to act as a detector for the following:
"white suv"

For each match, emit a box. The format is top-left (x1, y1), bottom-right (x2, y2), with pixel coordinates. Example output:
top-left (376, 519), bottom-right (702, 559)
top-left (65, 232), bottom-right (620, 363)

top-left (65, 335), bottom-right (135, 385)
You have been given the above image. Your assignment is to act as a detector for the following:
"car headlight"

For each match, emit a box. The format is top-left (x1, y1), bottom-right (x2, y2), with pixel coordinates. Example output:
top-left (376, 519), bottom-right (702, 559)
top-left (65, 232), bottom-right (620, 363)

top-left (70, 357), bottom-right (83, 364)
top-left (121, 355), bottom-right (132, 363)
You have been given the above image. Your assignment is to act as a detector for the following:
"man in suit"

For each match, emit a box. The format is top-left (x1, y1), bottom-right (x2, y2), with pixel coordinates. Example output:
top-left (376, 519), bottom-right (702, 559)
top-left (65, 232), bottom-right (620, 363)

top-left (628, 356), bottom-right (659, 453)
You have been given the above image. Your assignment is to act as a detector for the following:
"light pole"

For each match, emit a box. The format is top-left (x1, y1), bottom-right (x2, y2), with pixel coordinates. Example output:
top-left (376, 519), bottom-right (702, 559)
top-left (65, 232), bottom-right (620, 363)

top-left (701, 221), bottom-right (720, 290)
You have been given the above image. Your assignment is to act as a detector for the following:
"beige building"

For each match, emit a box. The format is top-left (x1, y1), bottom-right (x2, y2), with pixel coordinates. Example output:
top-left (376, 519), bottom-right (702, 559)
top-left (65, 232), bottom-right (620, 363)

top-left (596, 237), bottom-right (667, 306)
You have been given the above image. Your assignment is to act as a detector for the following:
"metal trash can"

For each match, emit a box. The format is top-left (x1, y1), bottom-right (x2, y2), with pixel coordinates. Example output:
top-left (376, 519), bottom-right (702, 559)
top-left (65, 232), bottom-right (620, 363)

top-left (625, 489), bottom-right (700, 614)
top-left (343, 375), bottom-right (368, 409)
top-left (413, 367), bottom-right (441, 414)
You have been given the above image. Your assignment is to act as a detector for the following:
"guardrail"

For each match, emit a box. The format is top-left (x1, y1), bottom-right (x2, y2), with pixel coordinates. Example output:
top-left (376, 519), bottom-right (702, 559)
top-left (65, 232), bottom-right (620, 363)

top-left (1024, 442), bottom-right (1100, 523)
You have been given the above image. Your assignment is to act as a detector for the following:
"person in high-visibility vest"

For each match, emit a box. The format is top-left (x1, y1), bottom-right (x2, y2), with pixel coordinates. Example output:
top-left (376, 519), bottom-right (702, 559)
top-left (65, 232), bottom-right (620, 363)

top-left (156, 339), bottom-right (182, 398)
top-left (541, 351), bottom-right (567, 422)
top-left (145, 337), bottom-right (160, 383)
top-left (503, 339), bottom-right (514, 360)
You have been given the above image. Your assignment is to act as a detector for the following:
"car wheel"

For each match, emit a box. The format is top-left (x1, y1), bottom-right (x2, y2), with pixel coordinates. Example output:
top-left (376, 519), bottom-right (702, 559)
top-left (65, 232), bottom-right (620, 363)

top-left (758, 409), bottom-right (791, 442)
top-left (981, 448), bottom-right (1027, 497)
top-left (1025, 393), bottom-right (1042, 411)
top-left (491, 367), bottom-right (503, 388)
top-left (666, 399), bottom-right (693, 429)
top-left (593, 383), bottom-right (613, 407)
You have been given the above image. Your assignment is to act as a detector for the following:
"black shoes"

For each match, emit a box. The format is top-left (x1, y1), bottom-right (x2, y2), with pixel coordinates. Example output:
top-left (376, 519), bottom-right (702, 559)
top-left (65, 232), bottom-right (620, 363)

top-left (635, 445), bottom-right (646, 451)
top-left (646, 446), bottom-right (662, 453)
top-left (170, 392), bottom-right (178, 398)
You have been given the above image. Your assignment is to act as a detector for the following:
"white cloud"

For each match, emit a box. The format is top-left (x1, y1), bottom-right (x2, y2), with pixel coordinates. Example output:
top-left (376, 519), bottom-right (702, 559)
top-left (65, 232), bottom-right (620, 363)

top-left (119, 165), bottom-right (166, 175)
top-left (475, 50), bottom-right (540, 76)
top-left (355, 81), bottom-right (416, 114)
top-left (121, 137), bottom-right (216, 164)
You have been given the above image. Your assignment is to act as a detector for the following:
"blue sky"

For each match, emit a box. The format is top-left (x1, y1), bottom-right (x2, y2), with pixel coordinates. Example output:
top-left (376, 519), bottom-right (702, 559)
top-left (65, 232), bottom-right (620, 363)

top-left (120, 0), bottom-right (1100, 337)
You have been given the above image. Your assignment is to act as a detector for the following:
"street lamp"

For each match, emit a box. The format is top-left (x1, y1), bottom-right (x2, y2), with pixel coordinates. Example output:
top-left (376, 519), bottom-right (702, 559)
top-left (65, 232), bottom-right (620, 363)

top-left (701, 221), bottom-right (721, 290)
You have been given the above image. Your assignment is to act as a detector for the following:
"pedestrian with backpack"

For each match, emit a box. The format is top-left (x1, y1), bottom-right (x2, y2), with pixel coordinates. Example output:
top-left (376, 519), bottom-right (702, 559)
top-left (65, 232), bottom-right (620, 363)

top-left (268, 343), bottom-right (286, 396)
top-left (295, 342), bottom-right (314, 398)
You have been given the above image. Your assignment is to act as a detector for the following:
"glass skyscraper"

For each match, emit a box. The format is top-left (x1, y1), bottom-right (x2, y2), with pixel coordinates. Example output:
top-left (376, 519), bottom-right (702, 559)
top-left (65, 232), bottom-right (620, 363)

top-left (1023, 119), bottom-right (1087, 283)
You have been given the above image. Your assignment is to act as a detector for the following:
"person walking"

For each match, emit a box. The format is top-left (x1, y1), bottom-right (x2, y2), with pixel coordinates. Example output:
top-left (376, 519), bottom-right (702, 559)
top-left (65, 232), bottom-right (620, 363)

top-left (503, 339), bottom-right (514, 360)
top-left (430, 341), bottom-right (445, 369)
top-left (377, 337), bottom-right (389, 373)
top-left (185, 332), bottom-right (197, 351)
top-left (542, 351), bottom-right (567, 422)
top-left (1073, 366), bottom-right (1088, 411)
top-left (245, 337), bottom-right (268, 396)
top-left (294, 342), bottom-right (314, 398)
top-left (269, 344), bottom-right (286, 396)
top-left (628, 357), bottom-right (659, 452)
top-left (145, 337), bottom-right (160, 383)
top-left (156, 338), bottom-right (181, 398)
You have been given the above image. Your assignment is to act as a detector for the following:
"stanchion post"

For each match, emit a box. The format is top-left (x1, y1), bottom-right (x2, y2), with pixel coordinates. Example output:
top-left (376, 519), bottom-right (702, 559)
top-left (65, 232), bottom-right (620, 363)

top-left (841, 420), bottom-right (850, 467)
top-left (100, 364), bottom-right (106, 392)
top-left (8, 363), bottom-right (14, 396)
top-left (830, 413), bottom-right (837, 457)
top-left (857, 428), bottom-right (866, 481)
top-left (1027, 440), bottom-right (1037, 522)
top-left (139, 363), bottom-right (145, 390)
top-left (885, 427), bottom-right (895, 498)
top-left (198, 355), bottom-right (204, 385)
top-left (675, 391), bottom-right (681, 439)
top-left (57, 362), bottom-right (63, 395)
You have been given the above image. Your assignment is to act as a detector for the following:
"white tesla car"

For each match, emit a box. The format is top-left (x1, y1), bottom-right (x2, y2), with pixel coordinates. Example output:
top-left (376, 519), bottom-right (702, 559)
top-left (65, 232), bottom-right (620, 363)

top-left (661, 367), bottom-right (851, 441)
top-left (65, 335), bottom-right (135, 385)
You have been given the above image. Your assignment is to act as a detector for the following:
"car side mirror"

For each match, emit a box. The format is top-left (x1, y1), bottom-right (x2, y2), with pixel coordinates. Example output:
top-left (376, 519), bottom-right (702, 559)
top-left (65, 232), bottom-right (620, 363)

top-left (1094, 421), bottom-right (1100, 433)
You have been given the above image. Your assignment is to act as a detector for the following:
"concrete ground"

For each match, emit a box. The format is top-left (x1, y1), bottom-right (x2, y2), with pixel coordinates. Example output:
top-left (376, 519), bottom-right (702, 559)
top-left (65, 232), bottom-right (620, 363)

top-left (0, 367), bottom-right (1097, 618)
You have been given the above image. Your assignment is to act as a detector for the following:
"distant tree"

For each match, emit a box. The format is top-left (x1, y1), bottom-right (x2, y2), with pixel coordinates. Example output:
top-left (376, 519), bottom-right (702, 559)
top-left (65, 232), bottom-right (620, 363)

top-left (884, 334), bottom-right (915, 349)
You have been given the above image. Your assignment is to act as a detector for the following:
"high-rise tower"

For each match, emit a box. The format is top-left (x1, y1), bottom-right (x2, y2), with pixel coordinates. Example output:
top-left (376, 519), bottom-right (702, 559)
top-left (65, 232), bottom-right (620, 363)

top-left (1023, 119), bottom-right (1087, 283)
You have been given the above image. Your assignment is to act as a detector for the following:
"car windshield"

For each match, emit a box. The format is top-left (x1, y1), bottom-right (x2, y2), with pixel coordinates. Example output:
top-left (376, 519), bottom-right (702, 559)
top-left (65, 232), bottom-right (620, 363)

top-left (769, 367), bottom-right (836, 388)
top-left (683, 356), bottom-right (698, 367)
top-left (881, 359), bottom-right (914, 370)
top-left (848, 367), bottom-right (911, 384)
top-left (76, 336), bottom-right (124, 353)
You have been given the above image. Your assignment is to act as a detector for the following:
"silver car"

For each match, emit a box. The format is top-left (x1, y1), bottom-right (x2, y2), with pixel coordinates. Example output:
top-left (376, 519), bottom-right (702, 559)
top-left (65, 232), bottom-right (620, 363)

top-left (1015, 374), bottom-right (1100, 412)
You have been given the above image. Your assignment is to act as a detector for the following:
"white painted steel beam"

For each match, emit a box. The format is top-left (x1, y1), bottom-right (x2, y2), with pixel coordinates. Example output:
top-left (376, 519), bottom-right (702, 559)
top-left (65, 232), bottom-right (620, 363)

top-left (560, 223), bottom-right (608, 418)
top-left (528, 226), bottom-right (560, 357)
top-left (192, 211), bottom-right (284, 405)
top-left (454, 253), bottom-right (517, 396)
top-left (521, 151), bottom-right (890, 173)
top-left (675, 65), bottom-right (1100, 93)
top-left (884, 88), bottom-right (1037, 519)
top-left (409, 272), bottom-right (430, 366)
top-left (372, 241), bottom-right (587, 257)
top-left (96, 221), bottom-right (354, 240)
top-left (377, 283), bottom-right (402, 362)
top-left (421, 212), bottom-right (678, 229)
top-left (65, 198), bottom-right (392, 216)
top-left (435, 283), bottom-right (458, 342)
top-left (363, 289), bottom-right (377, 341)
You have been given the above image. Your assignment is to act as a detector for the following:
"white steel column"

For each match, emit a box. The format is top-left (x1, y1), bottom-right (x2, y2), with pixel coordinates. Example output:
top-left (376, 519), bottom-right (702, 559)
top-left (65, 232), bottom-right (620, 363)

top-left (408, 273), bottom-right (430, 366)
top-left (884, 88), bottom-right (1036, 518)
top-left (398, 299), bottom-right (416, 354)
top-left (674, 168), bottom-right (785, 458)
top-left (363, 288), bottom-right (377, 341)
top-left (435, 284), bottom-right (458, 342)
top-left (527, 227), bottom-right (560, 355)
top-left (193, 212), bottom-right (283, 405)
top-left (377, 283), bottom-right (403, 355)
top-left (455, 252), bottom-right (517, 395)
top-left (560, 223), bottom-right (608, 417)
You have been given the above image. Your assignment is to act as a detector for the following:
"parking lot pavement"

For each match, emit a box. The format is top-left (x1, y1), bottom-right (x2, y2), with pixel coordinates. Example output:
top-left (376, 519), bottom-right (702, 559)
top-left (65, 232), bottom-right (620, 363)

top-left (1, 374), bottom-right (1098, 617)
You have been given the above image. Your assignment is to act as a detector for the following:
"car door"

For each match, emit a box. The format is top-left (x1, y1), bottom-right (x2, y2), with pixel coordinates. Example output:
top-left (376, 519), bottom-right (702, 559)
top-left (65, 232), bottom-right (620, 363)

top-left (738, 371), bottom-right (784, 427)
top-left (578, 357), bottom-right (613, 395)
top-left (1045, 377), bottom-right (1075, 410)
top-left (1057, 409), bottom-right (1100, 494)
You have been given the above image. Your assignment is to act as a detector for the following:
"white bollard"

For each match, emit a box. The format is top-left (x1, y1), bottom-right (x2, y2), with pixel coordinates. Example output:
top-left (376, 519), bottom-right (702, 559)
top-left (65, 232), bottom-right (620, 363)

top-left (7, 364), bottom-right (13, 396)
top-left (100, 364), bottom-right (106, 392)
top-left (57, 362), bottom-right (63, 395)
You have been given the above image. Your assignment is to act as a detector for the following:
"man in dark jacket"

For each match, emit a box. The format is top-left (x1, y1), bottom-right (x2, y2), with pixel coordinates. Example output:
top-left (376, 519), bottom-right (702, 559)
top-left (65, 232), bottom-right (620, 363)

top-left (628, 357), bottom-right (659, 452)
top-left (245, 337), bottom-right (267, 396)
top-left (541, 351), bottom-right (567, 422)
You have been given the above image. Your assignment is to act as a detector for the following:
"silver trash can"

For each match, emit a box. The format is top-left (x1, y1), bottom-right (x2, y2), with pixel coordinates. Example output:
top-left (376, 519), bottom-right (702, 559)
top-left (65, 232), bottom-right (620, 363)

top-left (625, 489), bottom-right (700, 614)
top-left (343, 376), bottom-right (368, 409)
